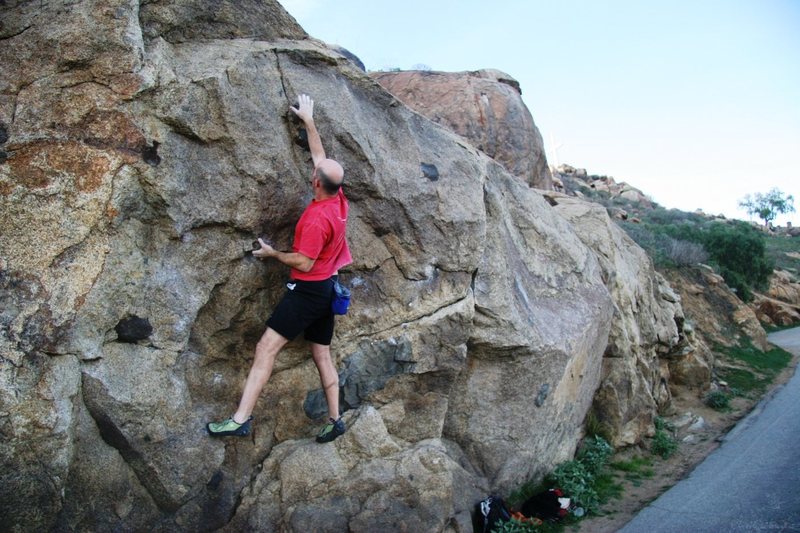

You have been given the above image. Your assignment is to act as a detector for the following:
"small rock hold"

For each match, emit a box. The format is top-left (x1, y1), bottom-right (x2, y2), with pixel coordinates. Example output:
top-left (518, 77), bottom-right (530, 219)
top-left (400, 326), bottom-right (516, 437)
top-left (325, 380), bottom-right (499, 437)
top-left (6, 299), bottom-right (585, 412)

top-left (115, 315), bottom-right (153, 343)
top-left (142, 141), bottom-right (161, 166)
top-left (207, 470), bottom-right (223, 490)
top-left (535, 383), bottom-right (550, 407)
top-left (420, 163), bottom-right (439, 181)
top-left (295, 128), bottom-right (309, 150)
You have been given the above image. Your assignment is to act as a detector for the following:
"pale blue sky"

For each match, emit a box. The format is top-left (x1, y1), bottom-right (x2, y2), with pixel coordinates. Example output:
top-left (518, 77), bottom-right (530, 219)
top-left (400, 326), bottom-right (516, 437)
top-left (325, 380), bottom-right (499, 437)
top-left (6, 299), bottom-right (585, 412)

top-left (279, 0), bottom-right (799, 225)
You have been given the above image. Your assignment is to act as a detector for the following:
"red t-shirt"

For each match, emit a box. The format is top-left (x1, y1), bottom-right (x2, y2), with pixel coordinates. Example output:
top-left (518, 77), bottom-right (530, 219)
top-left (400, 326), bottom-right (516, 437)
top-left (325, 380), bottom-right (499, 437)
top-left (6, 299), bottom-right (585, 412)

top-left (291, 189), bottom-right (352, 281)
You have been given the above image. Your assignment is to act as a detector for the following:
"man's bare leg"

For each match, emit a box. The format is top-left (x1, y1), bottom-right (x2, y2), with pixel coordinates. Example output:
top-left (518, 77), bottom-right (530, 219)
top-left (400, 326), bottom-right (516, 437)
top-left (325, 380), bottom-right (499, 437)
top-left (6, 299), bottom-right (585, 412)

top-left (232, 327), bottom-right (289, 424)
top-left (311, 342), bottom-right (340, 420)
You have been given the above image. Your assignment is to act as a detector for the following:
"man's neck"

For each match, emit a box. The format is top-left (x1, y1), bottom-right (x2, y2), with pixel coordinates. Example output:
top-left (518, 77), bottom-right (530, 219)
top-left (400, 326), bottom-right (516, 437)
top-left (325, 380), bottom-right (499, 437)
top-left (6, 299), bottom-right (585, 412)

top-left (314, 191), bottom-right (337, 202)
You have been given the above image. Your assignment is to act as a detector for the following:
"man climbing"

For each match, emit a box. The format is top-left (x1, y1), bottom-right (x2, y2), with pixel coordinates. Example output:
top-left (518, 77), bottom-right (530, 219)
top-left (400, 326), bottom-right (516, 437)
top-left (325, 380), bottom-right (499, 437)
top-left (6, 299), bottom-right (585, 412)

top-left (207, 94), bottom-right (352, 443)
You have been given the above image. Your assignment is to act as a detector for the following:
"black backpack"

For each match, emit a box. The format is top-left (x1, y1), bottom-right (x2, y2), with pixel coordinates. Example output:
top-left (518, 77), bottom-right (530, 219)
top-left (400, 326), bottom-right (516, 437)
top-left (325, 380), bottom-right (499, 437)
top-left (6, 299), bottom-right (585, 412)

top-left (520, 488), bottom-right (568, 521)
top-left (472, 496), bottom-right (512, 533)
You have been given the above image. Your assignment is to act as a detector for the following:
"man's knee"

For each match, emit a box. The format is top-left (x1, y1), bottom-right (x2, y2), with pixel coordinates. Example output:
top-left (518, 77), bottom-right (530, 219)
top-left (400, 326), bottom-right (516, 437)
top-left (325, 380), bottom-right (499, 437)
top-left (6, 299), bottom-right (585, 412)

top-left (311, 343), bottom-right (331, 362)
top-left (255, 328), bottom-right (288, 359)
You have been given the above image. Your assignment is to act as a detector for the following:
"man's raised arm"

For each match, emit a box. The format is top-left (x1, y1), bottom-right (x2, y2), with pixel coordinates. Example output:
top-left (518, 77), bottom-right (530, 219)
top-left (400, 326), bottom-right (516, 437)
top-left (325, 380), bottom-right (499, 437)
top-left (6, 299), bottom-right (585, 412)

top-left (291, 94), bottom-right (326, 168)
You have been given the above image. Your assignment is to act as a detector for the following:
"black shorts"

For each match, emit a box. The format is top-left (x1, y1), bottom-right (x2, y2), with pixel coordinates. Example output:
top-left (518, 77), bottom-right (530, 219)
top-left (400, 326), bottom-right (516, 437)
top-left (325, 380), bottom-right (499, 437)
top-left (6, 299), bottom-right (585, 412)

top-left (267, 277), bottom-right (336, 345)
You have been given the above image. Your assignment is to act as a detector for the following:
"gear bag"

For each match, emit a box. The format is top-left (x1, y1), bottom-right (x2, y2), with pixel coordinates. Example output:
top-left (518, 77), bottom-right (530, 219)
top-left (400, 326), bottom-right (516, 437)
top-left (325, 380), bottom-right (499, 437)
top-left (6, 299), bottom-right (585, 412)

top-left (331, 278), bottom-right (351, 315)
top-left (472, 496), bottom-right (512, 533)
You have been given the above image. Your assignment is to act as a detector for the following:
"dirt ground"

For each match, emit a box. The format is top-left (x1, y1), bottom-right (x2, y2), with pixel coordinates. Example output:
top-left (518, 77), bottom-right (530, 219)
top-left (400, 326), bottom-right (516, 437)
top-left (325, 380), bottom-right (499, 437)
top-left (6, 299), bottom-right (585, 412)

top-left (576, 354), bottom-right (799, 533)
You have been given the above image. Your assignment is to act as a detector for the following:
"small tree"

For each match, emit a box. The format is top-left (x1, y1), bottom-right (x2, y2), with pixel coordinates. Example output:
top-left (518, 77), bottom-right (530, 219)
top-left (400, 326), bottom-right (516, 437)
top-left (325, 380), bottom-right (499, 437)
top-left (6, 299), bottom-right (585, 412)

top-left (738, 188), bottom-right (795, 227)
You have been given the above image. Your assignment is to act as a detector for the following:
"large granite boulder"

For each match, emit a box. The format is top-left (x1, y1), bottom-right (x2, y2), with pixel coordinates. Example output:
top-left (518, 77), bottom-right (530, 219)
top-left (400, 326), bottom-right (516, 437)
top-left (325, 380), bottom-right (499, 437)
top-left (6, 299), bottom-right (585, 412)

top-left (372, 69), bottom-right (553, 190)
top-left (1, 1), bottom-right (692, 530)
top-left (547, 194), bottom-right (686, 445)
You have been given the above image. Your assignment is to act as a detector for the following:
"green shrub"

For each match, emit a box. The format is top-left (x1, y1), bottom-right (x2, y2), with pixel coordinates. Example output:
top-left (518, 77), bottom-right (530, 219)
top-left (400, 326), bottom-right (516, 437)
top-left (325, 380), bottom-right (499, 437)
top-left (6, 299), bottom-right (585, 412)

top-left (644, 207), bottom-right (707, 226)
top-left (622, 218), bottom-right (773, 302)
top-left (704, 390), bottom-right (731, 410)
top-left (620, 223), bottom-right (708, 268)
top-left (491, 517), bottom-right (541, 533)
top-left (577, 435), bottom-right (614, 475)
top-left (651, 429), bottom-right (678, 459)
top-left (696, 222), bottom-right (773, 301)
top-left (653, 416), bottom-right (674, 432)
top-left (506, 436), bottom-right (616, 521)
top-left (549, 460), bottom-right (600, 513)
top-left (546, 435), bottom-right (616, 513)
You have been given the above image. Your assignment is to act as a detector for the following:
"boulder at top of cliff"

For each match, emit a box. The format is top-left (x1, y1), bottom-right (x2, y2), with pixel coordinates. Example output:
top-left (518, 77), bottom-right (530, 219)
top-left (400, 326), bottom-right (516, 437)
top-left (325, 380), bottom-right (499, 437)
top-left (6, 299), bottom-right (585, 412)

top-left (371, 69), bottom-right (553, 190)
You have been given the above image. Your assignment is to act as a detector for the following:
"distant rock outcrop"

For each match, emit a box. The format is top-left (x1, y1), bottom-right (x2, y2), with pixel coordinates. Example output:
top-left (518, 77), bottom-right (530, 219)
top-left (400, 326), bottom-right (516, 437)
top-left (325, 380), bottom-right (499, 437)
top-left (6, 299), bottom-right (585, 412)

top-left (371, 69), bottom-right (553, 190)
top-left (1, 1), bottom-right (699, 530)
top-left (663, 266), bottom-right (769, 352)
top-left (752, 269), bottom-right (800, 326)
top-left (555, 164), bottom-right (652, 207)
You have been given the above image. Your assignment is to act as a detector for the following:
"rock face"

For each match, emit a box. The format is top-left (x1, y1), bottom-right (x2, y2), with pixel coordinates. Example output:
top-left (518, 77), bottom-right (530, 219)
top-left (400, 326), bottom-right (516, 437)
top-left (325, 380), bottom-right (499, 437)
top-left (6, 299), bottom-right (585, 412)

top-left (767, 270), bottom-right (800, 306)
top-left (371, 69), bottom-right (553, 190)
top-left (663, 266), bottom-right (769, 352)
top-left (1, 1), bottom-right (691, 530)
top-left (752, 269), bottom-right (800, 327)
top-left (548, 194), bottom-right (686, 445)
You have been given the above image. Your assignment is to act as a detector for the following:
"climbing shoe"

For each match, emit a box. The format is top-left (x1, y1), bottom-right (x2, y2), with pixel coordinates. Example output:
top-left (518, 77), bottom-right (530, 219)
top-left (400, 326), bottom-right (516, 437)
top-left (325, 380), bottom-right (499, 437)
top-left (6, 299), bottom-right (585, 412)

top-left (207, 416), bottom-right (253, 437)
top-left (316, 417), bottom-right (346, 443)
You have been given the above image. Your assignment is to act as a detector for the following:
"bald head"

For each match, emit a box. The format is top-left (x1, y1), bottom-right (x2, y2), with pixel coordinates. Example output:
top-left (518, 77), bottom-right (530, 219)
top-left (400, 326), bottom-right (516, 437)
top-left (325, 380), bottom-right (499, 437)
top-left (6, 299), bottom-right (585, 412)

top-left (315, 158), bottom-right (345, 195)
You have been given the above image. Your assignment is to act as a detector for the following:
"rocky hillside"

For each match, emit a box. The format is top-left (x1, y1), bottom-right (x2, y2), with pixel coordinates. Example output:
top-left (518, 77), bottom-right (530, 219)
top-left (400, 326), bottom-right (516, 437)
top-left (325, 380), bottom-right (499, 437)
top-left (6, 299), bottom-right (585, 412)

top-left (1, 1), bottom-right (711, 531)
top-left (551, 164), bottom-right (800, 328)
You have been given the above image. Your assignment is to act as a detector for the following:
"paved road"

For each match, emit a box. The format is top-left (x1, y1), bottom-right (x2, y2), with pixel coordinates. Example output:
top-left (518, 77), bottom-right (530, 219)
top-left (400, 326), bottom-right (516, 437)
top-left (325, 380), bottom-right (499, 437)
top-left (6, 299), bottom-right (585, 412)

top-left (620, 327), bottom-right (800, 533)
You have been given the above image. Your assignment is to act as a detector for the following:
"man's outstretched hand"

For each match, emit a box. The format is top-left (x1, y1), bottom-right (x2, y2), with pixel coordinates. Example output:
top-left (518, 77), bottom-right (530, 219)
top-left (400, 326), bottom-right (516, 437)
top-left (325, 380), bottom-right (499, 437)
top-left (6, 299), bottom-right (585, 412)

top-left (291, 94), bottom-right (314, 124)
top-left (253, 238), bottom-right (276, 259)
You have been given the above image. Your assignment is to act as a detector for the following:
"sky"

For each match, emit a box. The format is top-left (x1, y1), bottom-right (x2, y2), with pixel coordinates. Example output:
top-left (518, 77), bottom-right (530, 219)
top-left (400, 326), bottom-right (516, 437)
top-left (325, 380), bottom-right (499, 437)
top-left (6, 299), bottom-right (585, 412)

top-left (278, 0), bottom-right (799, 226)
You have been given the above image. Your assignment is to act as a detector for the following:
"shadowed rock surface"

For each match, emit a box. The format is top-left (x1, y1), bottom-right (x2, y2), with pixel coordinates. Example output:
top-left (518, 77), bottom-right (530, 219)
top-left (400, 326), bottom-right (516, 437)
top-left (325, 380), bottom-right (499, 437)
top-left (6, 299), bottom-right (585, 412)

top-left (1, 1), bottom-right (696, 530)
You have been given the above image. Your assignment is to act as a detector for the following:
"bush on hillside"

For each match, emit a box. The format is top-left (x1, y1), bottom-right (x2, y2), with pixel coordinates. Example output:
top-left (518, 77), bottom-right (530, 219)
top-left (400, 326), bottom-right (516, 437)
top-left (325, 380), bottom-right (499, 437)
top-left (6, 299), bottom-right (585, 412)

top-left (666, 239), bottom-right (709, 266)
top-left (699, 222), bottom-right (773, 301)
top-left (620, 223), bottom-right (708, 268)
top-left (645, 207), bottom-right (707, 226)
top-left (621, 218), bottom-right (772, 302)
